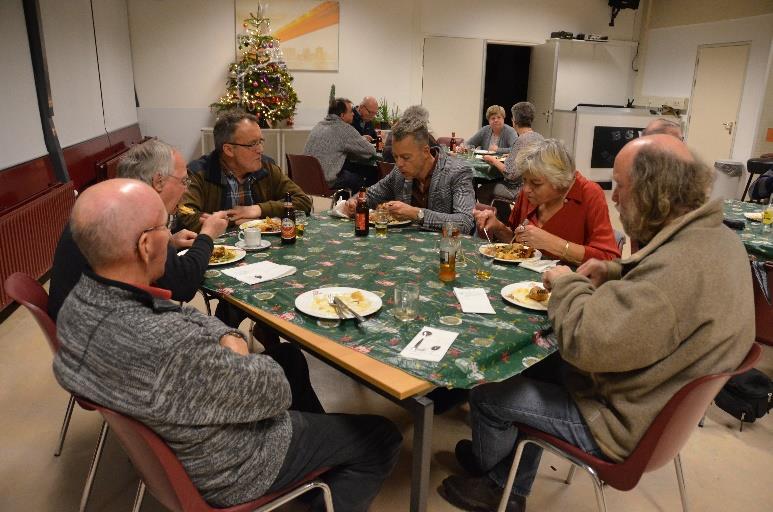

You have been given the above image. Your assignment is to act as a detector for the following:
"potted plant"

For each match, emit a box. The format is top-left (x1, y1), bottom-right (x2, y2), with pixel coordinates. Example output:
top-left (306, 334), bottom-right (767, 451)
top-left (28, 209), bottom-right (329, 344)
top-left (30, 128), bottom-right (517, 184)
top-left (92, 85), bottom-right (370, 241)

top-left (375, 97), bottom-right (391, 129)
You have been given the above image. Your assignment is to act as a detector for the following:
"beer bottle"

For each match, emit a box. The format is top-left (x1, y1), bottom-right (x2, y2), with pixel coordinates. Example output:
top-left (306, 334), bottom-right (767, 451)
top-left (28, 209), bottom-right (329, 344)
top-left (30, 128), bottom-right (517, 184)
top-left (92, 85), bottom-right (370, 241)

top-left (376, 132), bottom-right (383, 152)
top-left (449, 131), bottom-right (457, 152)
top-left (281, 192), bottom-right (296, 244)
top-left (354, 186), bottom-right (369, 236)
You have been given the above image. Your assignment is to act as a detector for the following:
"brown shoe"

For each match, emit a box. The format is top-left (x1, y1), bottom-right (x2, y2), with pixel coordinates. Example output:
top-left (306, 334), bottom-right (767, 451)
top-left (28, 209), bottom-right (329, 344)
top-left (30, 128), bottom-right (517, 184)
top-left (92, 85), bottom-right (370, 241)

top-left (439, 474), bottom-right (526, 512)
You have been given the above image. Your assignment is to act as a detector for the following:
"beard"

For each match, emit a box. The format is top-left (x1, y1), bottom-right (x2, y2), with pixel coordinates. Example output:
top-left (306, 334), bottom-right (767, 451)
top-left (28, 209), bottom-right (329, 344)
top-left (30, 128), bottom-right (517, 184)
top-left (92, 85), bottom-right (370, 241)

top-left (618, 203), bottom-right (644, 245)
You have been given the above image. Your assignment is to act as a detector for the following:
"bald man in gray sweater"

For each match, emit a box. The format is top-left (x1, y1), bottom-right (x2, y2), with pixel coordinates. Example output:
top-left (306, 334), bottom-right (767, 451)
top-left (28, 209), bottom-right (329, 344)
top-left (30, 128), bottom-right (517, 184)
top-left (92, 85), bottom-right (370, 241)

top-left (54, 179), bottom-right (401, 511)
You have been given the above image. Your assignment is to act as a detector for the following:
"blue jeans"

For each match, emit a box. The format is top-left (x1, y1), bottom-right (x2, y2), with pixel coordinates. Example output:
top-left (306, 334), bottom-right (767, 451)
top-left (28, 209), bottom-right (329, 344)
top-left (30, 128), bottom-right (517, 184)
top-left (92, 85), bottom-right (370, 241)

top-left (470, 366), bottom-right (607, 497)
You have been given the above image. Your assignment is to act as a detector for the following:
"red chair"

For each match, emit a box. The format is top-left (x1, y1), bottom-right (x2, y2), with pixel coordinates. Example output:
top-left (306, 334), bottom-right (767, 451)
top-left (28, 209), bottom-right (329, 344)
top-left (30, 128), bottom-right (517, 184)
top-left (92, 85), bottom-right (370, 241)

top-left (498, 343), bottom-right (762, 512)
top-left (377, 161), bottom-right (393, 180)
top-left (750, 259), bottom-right (772, 346)
top-left (4, 272), bottom-right (109, 512)
top-left (83, 399), bottom-right (333, 512)
top-left (285, 154), bottom-right (350, 207)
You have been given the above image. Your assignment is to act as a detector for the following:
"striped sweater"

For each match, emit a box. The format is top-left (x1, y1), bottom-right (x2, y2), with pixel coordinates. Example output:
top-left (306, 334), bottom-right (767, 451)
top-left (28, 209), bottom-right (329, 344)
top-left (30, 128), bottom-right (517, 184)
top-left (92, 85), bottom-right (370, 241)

top-left (53, 272), bottom-right (292, 507)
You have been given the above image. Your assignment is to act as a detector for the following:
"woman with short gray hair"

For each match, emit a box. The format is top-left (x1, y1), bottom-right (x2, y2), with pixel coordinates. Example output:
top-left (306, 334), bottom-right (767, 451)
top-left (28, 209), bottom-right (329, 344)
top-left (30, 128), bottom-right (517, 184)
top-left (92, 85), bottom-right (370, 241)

top-left (474, 138), bottom-right (620, 264)
top-left (464, 105), bottom-right (517, 152)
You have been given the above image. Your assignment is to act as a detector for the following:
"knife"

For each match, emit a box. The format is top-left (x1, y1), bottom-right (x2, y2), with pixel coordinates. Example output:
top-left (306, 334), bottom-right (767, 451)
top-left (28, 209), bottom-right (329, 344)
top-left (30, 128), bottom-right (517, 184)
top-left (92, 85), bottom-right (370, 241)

top-left (334, 296), bottom-right (366, 323)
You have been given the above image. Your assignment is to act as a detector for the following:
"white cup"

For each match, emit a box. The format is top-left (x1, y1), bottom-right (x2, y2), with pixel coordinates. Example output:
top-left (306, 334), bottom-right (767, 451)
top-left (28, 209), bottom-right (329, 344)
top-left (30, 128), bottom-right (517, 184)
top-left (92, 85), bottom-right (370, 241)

top-left (238, 227), bottom-right (261, 248)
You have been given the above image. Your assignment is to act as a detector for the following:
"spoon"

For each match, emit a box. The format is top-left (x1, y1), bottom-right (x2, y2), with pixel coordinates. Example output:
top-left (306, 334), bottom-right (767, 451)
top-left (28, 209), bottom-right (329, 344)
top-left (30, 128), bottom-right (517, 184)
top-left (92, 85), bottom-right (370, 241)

top-left (414, 330), bottom-right (432, 350)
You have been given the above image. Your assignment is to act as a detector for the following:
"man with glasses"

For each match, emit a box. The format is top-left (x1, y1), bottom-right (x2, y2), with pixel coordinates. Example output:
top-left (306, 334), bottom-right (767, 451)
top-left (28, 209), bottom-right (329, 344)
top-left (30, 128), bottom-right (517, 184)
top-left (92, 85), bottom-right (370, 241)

top-left (304, 97), bottom-right (379, 191)
top-left (351, 96), bottom-right (379, 141)
top-left (180, 110), bottom-right (311, 232)
top-left (48, 139), bottom-right (229, 321)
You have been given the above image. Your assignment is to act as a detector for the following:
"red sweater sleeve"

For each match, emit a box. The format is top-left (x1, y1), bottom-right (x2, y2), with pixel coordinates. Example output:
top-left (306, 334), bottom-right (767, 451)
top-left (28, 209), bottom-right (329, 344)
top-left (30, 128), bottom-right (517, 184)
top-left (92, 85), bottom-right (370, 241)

top-left (580, 186), bottom-right (621, 262)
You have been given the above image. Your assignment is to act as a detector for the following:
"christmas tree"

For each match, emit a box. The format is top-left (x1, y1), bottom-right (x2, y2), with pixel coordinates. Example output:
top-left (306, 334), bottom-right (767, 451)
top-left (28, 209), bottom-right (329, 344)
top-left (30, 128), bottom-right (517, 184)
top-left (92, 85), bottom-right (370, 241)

top-left (211, 10), bottom-right (299, 127)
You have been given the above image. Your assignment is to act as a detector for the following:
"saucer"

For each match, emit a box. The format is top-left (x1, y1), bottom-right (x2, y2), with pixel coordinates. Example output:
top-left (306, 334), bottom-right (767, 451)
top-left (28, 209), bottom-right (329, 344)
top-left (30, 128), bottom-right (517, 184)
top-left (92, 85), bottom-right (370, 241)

top-left (235, 239), bottom-right (271, 251)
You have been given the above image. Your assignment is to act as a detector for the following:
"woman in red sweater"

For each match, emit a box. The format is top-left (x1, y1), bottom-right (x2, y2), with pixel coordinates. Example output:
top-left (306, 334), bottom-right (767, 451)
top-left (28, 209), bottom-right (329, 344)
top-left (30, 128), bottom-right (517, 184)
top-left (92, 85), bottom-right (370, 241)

top-left (474, 139), bottom-right (620, 264)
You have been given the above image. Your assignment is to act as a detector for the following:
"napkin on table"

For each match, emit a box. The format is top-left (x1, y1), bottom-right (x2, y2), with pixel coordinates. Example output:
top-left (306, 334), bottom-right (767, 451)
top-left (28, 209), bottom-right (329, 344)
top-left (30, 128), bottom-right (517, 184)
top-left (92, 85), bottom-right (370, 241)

top-left (520, 259), bottom-right (559, 273)
top-left (453, 287), bottom-right (496, 314)
top-left (330, 199), bottom-right (350, 219)
top-left (221, 261), bottom-right (296, 285)
top-left (400, 326), bottom-right (459, 362)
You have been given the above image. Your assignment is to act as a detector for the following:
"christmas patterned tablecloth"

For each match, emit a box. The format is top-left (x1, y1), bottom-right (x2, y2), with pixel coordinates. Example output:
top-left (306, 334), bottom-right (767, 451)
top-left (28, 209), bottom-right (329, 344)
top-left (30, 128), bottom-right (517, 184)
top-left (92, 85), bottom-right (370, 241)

top-left (202, 213), bottom-right (555, 389)
top-left (723, 200), bottom-right (773, 261)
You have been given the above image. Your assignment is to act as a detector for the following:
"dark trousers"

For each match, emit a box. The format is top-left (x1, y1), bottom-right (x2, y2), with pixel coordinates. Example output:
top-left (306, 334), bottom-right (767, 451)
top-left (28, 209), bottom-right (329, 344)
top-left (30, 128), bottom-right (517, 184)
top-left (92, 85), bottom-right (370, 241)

top-left (268, 412), bottom-right (402, 512)
top-left (333, 162), bottom-right (379, 190)
top-left (215, 301), bottom-right (324, 413)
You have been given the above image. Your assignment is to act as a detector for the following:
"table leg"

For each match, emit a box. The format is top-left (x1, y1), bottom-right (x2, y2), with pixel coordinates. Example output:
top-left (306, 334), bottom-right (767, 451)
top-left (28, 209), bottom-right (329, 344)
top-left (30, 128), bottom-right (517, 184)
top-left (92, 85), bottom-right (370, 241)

top-left (403, 395), bottom-right (434, 512)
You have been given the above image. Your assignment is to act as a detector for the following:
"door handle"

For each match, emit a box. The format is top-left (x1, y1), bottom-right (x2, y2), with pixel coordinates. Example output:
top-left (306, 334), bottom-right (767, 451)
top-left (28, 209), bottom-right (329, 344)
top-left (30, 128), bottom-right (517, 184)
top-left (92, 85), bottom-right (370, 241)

top-left (722, 121), bottom-right (734, 134)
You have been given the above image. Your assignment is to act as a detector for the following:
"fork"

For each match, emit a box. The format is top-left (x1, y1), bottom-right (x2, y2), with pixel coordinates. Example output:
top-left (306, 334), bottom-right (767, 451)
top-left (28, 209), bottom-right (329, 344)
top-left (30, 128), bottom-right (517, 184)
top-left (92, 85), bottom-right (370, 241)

top-left (327, 294), bottom-right (345, 320)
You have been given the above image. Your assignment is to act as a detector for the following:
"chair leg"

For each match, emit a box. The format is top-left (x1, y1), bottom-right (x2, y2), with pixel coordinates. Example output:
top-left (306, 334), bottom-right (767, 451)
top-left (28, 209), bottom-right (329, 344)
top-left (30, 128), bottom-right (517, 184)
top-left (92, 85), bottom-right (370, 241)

top-left (254, 481), bottom-right (333, 512)
top-left (498, 439), bottom-right (529, 512)
top-left (55, 395), bottom-right (76, 456)
top-left (674, 454), bottom-right (689, 512)
top-left (565, 464), bottom-right (577, 484)
top-left (590, 472), bottom-right (608, 512)
top-left (740, 173), bottom-right (755, 202)
top-left (131, 481), bottom-right (146, 512)
top-left (79, 421), bottom-right (109, 512)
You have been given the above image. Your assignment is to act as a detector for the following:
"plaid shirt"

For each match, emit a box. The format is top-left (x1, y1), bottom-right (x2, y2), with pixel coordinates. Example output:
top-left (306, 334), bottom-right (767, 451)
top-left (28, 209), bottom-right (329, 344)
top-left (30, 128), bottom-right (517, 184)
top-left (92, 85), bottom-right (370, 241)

top-left (220, 166), bottom-right (260, 209)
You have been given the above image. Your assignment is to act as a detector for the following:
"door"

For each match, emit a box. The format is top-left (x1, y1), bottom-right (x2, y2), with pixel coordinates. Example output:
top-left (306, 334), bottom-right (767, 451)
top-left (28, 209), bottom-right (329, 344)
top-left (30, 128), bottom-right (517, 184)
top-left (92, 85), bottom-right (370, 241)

top-left (686, 43), bottom-right (750, 164)
top-left (422, 36), bottom-right (485, 139)
top-left (527, 41), bottom-right (558, 137)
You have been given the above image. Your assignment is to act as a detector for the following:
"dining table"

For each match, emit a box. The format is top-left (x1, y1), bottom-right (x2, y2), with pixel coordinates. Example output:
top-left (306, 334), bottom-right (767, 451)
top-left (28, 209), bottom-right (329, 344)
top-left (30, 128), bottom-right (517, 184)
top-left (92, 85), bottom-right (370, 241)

top-left (723, 199), bottom-right (773, 261)
top-left (201, 212), bottom-right (556, 512)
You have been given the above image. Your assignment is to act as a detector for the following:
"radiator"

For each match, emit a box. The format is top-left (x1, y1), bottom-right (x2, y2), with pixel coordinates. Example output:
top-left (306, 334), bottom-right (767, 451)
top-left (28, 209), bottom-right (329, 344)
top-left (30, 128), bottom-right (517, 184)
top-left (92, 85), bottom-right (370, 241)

top-left (0, 182), bottom-right (76, 310)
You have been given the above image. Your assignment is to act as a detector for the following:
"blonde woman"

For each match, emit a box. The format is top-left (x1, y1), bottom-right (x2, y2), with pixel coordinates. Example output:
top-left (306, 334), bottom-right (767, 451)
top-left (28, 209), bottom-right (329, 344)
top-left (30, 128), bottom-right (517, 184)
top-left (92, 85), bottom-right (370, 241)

top-left (474, 138), bottom-right (620, 264)
top-left (465, 105), bottom-right (518, 152)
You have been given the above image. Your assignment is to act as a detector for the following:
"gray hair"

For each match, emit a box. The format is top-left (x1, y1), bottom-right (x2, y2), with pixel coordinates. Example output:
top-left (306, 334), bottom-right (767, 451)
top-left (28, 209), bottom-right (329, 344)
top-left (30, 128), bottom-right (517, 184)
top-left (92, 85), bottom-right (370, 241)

top-left (511, 102), bottom-right (536, 128)
top-left (515, 138), bottom-right (575, 190)
top-left (626, 145), bottom-right (713, 243)
top-left (213, 110), bottom-right (259, 153)
top-left (116, 139), bottom-right (175, 184)
top-left (391, 105), bottom-right (431, 146)
top-left (486, 105), bottom-right (506, 119)
top-left (71, 205), bottom-right (129, 269)
top-left (642, 118), bottom-right (683, 139)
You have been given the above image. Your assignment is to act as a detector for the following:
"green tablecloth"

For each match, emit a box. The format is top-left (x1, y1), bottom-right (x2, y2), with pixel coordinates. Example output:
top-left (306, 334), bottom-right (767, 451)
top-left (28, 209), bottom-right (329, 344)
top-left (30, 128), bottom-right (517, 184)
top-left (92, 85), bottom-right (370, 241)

top-left (202, 213), bottom-right (554, 389)
top-left (723, 200), bottom-right (773, 261)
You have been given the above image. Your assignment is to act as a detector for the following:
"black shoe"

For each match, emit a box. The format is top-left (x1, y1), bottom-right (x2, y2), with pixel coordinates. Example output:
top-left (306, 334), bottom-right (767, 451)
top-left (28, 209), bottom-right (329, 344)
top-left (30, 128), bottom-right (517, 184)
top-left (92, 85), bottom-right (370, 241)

top-left (455, 439), bottom-right (486, 476)
top-left (428, 387), bottom-right (469, 415)
top-left (439, 474), bottom-right (526, 512)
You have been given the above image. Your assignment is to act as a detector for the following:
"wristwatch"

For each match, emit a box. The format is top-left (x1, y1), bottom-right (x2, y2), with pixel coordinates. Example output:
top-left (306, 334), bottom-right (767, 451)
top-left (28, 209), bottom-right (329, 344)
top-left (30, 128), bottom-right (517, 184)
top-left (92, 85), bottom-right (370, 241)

top-left (416, 208), bottom-right (425, 223)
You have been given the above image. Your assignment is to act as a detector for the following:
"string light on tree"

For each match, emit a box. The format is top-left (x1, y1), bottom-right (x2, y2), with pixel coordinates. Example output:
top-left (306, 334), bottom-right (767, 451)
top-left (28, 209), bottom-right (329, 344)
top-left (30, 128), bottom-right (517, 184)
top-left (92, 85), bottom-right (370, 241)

top-left (211, 6), bottom-right (298, 127)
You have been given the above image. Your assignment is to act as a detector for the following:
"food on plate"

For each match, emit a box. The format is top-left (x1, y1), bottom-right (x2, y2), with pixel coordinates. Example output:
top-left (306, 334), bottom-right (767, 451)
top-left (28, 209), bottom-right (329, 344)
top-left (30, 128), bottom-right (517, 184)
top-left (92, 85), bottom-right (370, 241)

top-left (242, 218), bottom-right (282, 232)
top-left (177, 204), bottom-right (195, 216)
top-left (527, 286), bottom-right (550, 302)
top-left (311, 290), bottom-right (372, 315)
top-left (482, 243), bottom-right (535, 260)
top-left (209, 245), bottom-right (236, 264)
top-left (373, 205), bottom-right (408, 225)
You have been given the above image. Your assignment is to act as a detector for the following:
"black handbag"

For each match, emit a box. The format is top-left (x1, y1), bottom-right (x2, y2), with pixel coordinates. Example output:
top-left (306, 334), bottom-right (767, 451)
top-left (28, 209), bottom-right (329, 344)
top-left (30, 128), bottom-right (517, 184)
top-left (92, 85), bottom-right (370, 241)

top-left (714, 368), bottom-right (772, 431)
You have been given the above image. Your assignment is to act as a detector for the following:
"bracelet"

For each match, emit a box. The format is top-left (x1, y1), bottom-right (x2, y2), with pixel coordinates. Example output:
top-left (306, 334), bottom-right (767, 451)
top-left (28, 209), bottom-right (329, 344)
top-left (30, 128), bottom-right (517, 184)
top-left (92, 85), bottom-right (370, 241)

top-left (561, 240), bottom-right (570, 261)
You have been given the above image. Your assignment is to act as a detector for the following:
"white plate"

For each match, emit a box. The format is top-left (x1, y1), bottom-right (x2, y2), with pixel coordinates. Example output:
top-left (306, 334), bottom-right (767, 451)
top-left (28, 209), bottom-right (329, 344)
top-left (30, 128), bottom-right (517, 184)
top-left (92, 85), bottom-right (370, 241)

top-left (743, 212), bottom-right (763, 222)
top-left (208, 245), bottom-right (246, 266)
top-left (474, 149), bottom-right (496, 155)
top-left (479, 243), bottom-right (542, 263)
top-left (235, 239), bottom-right (271, 251)
top-left (239, 218), bottom-right (282, 234)
top-left (368, 209), bottom-right (412, 227)
top-left (501, 282), bottom-right (550, 311)
top-left (295, 287), bottom-right (382, 320)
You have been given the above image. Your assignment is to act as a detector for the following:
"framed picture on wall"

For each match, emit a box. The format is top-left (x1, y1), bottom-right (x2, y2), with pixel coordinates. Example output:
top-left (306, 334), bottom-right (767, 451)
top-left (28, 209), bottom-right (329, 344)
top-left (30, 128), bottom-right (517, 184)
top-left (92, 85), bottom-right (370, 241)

top-left (235, 1), bottom-right (340, 71)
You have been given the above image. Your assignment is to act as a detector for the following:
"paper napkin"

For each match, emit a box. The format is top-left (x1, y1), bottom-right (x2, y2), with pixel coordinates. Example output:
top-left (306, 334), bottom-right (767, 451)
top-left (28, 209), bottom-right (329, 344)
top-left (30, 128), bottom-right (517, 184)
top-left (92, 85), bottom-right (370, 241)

top-left (330, 199), bottom-right (350, 219)
top-left (399, 326), bottom-right (459, 362)
top-left (520, 259), bottom-right (559, 273)
top-left (453, 287), bottom-right (496, 314)
top-left (222, 261), bottom-right (296, 285)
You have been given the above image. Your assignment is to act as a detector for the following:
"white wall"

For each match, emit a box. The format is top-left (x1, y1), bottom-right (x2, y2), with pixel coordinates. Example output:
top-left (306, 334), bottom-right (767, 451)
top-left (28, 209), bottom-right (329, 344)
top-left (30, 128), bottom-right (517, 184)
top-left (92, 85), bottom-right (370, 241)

top-left (0, 0), bottom-right (47, 169)
top-left (639, 14), bottom-right (773, 166)
top-left (127, 0), bottom-right (640, 160)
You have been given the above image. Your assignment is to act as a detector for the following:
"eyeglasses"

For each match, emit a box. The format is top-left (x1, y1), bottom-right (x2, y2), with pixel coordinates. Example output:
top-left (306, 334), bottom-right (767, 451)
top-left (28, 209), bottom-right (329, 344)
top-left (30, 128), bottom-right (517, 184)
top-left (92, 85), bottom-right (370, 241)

top-left (166, 174), bottom-right (192, 187)
top-left (227, 139), bottom-right (265, 150)
top-left (136, 218), bottom-right (172, 248)
top-left (360, 105), bottom-right (376, 115)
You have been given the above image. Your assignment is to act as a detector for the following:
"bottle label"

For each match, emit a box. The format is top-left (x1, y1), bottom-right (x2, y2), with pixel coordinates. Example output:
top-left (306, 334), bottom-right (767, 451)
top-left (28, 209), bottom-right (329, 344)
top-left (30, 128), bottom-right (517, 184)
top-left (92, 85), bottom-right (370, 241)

top-left (355, 213), bottom-right (367, 231)
top-left (440, 250), bottom-right (450, 264)
top-left (281, 218), bottom-right (296, 238)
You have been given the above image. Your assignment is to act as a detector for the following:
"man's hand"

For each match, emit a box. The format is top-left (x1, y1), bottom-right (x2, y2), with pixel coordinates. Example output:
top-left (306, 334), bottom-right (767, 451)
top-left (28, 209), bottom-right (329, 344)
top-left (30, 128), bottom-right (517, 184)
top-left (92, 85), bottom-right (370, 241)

top-left (344, 197), bottom-right (358, 217)
top-left (482, 155), bottom-right (498, 164)
top-left (226, 205), bottom-right (262, 225)
top-left (219, 334), bottom-right (249, 356)
top-left (199, 211), bottom-right (228, 240)
top-left (577, 259), bottom-right (610, 288)
top-left (171, 229), bottom-right (197, 249)
top-left (543, 265), bottom-right (572, 291)
top-left (362, 134), bottom-right (374, 142)
top-left (385, 201), bottom-right (417, 220)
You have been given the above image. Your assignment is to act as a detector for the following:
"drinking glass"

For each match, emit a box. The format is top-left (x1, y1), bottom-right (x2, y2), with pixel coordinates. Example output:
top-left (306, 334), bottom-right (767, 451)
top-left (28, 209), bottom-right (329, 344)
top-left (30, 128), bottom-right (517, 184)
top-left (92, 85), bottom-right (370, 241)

top-left (373, 210), bottom-right (388, 238)
top-left (294, 211), bottom-right (307, 237)
top-left (470, 252), bottom-right (493, 281)
top-left (394, 283), bottom-right (419, 321)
